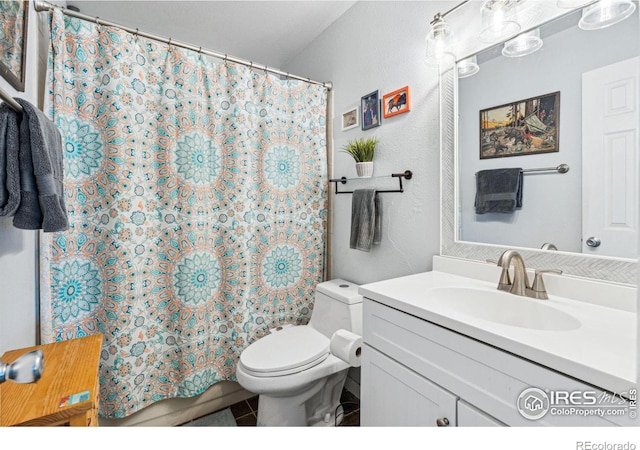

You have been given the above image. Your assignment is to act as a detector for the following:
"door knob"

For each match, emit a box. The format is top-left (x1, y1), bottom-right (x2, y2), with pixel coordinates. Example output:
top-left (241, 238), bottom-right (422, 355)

top-left (436, 417), bottom-right (450, 427)
top-left (586, 237), bottom-right (601, 247)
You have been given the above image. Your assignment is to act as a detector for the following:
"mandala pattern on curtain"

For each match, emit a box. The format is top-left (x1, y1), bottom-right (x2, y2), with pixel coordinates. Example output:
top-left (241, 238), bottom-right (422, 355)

top-left (40, 10), bottom-right (328, 418)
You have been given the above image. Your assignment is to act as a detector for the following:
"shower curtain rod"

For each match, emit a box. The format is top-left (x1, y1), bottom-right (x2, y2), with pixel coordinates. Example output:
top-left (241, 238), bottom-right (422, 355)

top-left (0, 85), bottom-right (23, 112)
top-left (34, 0), bottom-right (333, 90)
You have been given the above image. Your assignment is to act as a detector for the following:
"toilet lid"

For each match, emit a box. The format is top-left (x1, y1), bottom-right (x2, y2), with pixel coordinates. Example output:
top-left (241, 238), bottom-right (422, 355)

top-left (240, 326), bottom-right (330, 375)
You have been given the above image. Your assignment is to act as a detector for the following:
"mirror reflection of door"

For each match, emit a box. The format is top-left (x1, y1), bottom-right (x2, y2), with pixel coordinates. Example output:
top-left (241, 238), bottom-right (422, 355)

top-left (582, 57), bottom-right (639, 258)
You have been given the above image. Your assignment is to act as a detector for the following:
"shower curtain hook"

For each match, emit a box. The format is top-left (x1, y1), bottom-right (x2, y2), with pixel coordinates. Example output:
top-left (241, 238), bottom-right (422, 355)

top-left (263, 64), bottom-right (269, 76)
top-left (168, 37), bottom-right (172, 51)
top-left (133, 28), bottom-right (139, 41)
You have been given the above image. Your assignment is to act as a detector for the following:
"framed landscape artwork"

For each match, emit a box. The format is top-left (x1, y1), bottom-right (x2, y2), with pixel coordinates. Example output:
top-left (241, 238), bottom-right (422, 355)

top-left (342, 106), bottom-right (359, 131)
top-left (480, 91), bottom-right (560, 159)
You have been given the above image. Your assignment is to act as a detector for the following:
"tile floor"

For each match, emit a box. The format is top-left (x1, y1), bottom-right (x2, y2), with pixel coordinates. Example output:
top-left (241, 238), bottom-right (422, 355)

top-left (206, 388), bottom-right (360, 426)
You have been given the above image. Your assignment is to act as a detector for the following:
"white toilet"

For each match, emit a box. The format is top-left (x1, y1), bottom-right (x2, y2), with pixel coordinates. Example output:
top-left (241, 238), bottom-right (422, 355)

top-left (235, 279), bottom-right (362, 426)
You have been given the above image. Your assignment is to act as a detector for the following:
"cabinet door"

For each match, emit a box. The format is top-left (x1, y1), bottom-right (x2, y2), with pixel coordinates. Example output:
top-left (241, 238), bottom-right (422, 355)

top-left (361, 345), bottom-right (457, 427)
top-left (458, 400), bottom-right (505, 427)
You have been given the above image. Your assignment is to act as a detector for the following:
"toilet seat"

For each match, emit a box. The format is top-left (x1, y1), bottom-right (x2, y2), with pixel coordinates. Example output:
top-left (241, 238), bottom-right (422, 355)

top-left (240, 326), bottom-right (330, 377)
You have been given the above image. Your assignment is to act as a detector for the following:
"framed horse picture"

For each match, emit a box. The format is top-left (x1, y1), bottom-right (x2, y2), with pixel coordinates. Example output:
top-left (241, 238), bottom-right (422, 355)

top-left (479, 91), bottom-right (560, 159)
top-left (382, 86), bottom-right (410, 118)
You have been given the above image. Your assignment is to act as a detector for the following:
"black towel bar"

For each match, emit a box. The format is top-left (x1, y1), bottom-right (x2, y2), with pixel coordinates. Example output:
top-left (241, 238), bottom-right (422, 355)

top-left (329, 170), bottom-right (413, 195)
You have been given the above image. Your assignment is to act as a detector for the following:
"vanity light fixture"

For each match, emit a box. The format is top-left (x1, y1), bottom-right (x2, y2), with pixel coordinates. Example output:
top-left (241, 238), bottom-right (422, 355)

top-left (479, 0), bottom-right (523, 43)
top-left (502, 28), bottom-right (543, 57)
top-left (457, 55), bottom-right (480, 78)
top-left (578, 0), bottom-right (636, 30)
top-left (425, 13), bottom-right (456, 67)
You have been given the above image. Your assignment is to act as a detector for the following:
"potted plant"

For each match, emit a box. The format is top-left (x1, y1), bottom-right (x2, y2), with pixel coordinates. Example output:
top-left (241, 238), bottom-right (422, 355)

top-left (342, 137), bottom-right (377, 178)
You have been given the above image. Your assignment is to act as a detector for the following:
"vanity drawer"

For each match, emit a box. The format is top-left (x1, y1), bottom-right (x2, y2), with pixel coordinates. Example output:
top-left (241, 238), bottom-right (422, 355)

top-left (363, 298), bottom-right (632, 427)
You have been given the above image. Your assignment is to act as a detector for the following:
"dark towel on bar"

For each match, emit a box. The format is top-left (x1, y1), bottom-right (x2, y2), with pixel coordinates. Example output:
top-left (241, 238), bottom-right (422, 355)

top-left (350, 189), bottom-right (381, 252)
top-left (0, 104), bottom-right (21, 217)
top-left (474, 168), bottom-right (523, 214)
top-left (13, 98), bottom-right (69, 232)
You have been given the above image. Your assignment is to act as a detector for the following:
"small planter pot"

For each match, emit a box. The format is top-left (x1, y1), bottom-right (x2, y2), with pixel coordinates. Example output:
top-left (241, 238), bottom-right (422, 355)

top-left (356, 161), bottom-right (374, 178)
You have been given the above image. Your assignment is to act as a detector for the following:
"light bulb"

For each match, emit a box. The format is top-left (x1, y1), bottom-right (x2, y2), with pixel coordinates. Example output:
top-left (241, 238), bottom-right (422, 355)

top-left (458, 56), bottom-right (480, 78)
top-left (479, 0), bottom-right (522, 43)
top-left (502, 28), bottom-right (543, 57)
top-left (425, 15), bottom-right (456, 67)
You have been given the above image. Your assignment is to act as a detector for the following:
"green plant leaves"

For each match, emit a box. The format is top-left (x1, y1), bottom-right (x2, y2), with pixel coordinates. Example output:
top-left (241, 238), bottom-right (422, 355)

top-left (341, 137), bottom-right (377, 162)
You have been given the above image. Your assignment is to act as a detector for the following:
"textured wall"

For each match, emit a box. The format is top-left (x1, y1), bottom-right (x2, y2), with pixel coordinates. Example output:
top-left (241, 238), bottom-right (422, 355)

top-left (284, 1), bottom-right (450, 285)
top-left (0, 1), bottom-right (47, 354)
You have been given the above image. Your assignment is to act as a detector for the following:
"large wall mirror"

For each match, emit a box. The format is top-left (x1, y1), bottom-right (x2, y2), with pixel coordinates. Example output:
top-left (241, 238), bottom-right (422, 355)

top-left (441, 0), bottom-right (638, 285)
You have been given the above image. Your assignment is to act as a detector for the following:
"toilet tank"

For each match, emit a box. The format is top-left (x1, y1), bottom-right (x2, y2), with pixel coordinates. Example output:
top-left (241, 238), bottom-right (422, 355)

top-left (308, 279), bottom-right (363, 338)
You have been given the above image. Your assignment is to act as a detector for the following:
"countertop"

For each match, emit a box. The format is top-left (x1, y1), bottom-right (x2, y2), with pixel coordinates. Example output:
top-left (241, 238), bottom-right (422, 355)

top-left (359, 268), bottom-right (636, 395)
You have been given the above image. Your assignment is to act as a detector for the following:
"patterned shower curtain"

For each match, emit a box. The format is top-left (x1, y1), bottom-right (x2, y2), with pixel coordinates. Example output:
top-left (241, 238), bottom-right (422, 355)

top-left (39, 10), bottom-right (328, 419)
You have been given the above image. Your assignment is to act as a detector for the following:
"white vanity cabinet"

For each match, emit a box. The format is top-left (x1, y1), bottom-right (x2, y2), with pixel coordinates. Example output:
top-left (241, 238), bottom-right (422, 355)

top-left (361, 345), bottom-right (458, 426)
top-left (361, 298), bottom-right (632, 427)
top-left (458, 400), bottom-right (505, 426)
top-left (362, 344), bottom-right (504, 426)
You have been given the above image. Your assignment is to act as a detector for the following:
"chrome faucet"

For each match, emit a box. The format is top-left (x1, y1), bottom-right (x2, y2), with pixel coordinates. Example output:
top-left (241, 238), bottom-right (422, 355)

top-left (530, 269), bottom-right (563, 299)
top-left (496, 250), bottom-right (530, 296)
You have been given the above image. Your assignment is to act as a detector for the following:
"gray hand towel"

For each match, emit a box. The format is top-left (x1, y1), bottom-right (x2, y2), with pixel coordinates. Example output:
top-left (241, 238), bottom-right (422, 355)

top-left (0, 104), bottom-right (21, 216)
top-left (350, 189), bottom-right (381, 252)
top-left (13, 98), bottom-right (69, 232)
top-left (474, 168), bottom-right (523, 214)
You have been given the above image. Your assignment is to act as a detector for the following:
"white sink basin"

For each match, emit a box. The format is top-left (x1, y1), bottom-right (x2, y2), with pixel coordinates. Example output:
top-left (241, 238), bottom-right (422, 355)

top-left (428, 287), bottom-right (582, 331)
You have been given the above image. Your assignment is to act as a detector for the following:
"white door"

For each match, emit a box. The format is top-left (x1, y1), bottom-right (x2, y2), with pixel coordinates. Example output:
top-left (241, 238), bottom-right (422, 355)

top-left (582, 57), bottom-right (639, 257)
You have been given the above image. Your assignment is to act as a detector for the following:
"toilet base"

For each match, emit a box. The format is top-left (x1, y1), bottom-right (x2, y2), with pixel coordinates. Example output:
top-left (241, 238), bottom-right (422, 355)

top-left (256, 370), bottom-right (349, 426)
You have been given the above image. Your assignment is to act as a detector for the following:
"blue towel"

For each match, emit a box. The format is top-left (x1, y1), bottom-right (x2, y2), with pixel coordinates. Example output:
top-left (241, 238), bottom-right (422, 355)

top-left (475, 168), bottom-right (523, 214)
top-left (350, 189), bottom-right (381, 252)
